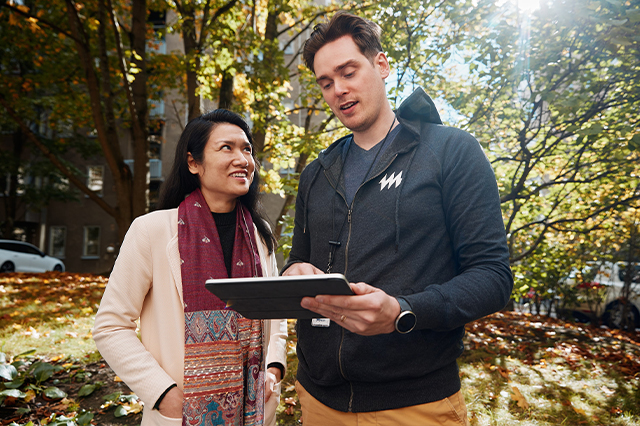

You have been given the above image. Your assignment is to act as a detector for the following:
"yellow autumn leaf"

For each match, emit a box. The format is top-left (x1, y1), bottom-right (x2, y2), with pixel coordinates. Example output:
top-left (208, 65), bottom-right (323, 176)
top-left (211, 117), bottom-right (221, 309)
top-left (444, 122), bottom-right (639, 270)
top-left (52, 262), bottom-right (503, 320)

top-left (114, 376), bottom-right (123, 382)
top-left (24, 390), bottom-right (36, 403)
top-left (511, 385), bottom-right (529, 409)
top-left (128, 401), bottom-right (144, 414)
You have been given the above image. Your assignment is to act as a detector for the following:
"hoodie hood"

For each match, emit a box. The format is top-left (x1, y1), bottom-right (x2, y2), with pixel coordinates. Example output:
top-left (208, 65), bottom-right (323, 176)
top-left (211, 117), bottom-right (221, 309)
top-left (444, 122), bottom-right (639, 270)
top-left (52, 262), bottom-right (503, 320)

top-left (396, 87), bottom-right (443, 131)
top-left (318, 87), bottom-right (443, 167)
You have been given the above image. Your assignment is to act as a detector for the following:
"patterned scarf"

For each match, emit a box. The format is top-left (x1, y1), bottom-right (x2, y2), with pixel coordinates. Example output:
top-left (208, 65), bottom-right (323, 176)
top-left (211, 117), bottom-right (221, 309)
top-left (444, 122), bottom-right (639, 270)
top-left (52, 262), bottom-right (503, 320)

top-left (178, 188), bottom-right (264, 426)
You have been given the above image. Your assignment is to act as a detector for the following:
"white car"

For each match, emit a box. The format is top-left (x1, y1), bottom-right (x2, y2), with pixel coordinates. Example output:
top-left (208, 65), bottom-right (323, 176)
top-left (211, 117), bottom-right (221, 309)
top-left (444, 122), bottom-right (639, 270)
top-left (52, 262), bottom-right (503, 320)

top-left (569, 262), bottom-right (639, 329)
top-left (0, 239), bottom-right (65, 273)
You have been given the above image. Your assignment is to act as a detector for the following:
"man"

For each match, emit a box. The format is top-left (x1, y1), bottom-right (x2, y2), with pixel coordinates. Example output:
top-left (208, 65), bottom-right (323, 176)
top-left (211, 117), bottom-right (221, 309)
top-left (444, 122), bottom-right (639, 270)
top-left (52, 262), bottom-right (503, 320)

top-left (282, 11), bottom-right (513, 426)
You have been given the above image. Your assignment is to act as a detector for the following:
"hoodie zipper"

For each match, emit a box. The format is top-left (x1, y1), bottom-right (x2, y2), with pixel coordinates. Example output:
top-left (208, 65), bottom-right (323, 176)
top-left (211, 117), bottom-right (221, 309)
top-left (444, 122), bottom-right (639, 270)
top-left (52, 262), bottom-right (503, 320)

top-left (323, 153), bottom-right (398, 412)
top-left (343, 153), bottom-right (398, 275)
top-left (337, 327), bottom-right (355, 411)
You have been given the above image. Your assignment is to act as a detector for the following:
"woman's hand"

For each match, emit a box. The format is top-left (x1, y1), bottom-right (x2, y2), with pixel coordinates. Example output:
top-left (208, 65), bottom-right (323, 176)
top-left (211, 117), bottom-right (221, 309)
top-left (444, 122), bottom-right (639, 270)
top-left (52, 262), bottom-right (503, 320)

top-left (265, 366), bottom-right (282, 402)
top-left (158, 386), bottom-right (184, 419)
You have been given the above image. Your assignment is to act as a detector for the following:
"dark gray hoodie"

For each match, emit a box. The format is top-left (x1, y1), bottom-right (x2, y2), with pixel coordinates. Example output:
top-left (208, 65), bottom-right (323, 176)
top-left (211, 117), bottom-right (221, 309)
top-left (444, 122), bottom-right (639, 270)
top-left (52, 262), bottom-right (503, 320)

top-left (283, 87), bottom-right (513, 412)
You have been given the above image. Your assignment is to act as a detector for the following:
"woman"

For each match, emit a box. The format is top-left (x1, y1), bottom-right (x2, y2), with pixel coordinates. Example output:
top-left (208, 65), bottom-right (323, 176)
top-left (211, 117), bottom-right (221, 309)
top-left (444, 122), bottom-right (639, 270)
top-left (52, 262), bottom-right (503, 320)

top-left (93, 109), bottom-right (287, 426)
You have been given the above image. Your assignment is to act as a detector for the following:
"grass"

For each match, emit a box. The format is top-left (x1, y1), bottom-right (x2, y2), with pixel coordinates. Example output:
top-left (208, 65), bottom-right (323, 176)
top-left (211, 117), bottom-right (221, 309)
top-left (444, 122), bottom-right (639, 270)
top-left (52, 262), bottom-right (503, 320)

top-left (457, 313), bottom-right (640, 426)
top-left (0, 273), bottom-right (104, 361)
top-left (1, 273), bottom-right (639, 425)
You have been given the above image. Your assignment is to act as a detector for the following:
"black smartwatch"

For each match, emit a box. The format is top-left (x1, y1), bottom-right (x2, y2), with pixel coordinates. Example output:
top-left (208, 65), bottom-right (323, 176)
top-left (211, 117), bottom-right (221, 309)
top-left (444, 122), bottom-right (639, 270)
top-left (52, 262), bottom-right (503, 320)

top-left (394, 297), bottom-right (417, 334)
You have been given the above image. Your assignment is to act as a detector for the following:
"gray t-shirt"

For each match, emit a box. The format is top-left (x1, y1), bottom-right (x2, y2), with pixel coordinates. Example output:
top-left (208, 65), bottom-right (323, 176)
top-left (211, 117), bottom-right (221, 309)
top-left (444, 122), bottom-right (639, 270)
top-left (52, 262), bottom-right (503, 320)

top-left (343, 124), bottom-right (402, 205)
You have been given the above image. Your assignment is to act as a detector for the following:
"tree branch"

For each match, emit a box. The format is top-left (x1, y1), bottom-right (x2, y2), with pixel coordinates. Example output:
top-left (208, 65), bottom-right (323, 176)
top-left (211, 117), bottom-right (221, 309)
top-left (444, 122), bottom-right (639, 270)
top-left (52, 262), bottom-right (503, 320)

top-left (0, 95), bottom-right (117, 218)
top-left (0, 2), bottom-right (81, 43)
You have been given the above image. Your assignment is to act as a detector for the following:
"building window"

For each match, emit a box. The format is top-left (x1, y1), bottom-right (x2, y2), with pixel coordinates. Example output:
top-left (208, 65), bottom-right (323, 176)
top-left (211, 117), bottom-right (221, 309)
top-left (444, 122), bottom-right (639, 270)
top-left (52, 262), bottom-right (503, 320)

top-left (87, 166), bottom-right (104, 195)
top-left (83, 226), bottom-right (100, 258)
top-left (49, 226), bottom-right (66, 259)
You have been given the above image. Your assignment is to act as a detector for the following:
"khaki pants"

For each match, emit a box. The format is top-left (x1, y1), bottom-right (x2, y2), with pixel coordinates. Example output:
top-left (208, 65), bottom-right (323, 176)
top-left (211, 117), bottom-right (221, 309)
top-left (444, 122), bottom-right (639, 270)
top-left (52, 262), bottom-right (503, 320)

top-left (296, 381), bottom-right (470, 426)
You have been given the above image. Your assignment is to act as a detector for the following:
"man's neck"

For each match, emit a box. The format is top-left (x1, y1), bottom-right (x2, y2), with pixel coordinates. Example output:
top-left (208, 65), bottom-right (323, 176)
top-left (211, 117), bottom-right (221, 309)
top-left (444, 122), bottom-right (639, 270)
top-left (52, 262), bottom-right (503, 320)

top-left (352, 106), bottom-right (398, 151)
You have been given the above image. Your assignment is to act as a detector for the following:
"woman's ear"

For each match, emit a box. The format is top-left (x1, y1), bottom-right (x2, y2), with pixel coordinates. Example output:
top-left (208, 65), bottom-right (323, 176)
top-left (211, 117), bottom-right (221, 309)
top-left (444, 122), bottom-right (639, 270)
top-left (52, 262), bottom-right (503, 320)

top-left (187, 153), bottom-right (199, 175)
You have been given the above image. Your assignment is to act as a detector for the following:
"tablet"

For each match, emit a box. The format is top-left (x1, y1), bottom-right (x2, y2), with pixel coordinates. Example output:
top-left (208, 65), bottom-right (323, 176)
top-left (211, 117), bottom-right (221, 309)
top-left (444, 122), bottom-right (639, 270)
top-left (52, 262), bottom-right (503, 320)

top-left (204, 273), bottom-right (352, 319)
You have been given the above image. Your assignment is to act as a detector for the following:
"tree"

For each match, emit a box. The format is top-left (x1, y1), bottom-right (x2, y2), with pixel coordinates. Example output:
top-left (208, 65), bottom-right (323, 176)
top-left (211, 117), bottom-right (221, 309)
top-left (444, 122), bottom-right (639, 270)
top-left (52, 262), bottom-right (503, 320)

top-left (431, 0), bottom-right (640, 262)
top-left (0, 0), bottom-right (157, 242)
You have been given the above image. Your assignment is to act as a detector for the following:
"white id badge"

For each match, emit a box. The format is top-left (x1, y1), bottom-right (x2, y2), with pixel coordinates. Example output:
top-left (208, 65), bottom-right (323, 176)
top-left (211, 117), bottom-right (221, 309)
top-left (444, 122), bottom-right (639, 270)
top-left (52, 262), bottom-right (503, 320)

top-left (311, 318), bottom-right (331, 327)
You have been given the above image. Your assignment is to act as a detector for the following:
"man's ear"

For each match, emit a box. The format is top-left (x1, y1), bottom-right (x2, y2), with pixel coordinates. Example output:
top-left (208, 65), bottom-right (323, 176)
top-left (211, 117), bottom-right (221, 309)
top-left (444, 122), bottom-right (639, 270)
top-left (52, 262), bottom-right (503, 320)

top-left (187, 153), bottom-right (199, 175)
top-left (375, 52), bottom-right (391, 79)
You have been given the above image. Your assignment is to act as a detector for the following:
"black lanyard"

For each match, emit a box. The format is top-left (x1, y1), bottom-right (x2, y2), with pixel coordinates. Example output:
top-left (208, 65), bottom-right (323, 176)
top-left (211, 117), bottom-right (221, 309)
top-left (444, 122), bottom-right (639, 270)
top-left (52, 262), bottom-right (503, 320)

top-left (326, 116), bottom-right (397, 273)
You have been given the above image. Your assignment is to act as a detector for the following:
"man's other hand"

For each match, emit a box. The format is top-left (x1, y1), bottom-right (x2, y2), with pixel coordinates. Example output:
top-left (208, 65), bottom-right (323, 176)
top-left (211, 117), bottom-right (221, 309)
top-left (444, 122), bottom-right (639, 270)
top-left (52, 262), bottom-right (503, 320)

top-left (282, 262), bottom-right (325, 276)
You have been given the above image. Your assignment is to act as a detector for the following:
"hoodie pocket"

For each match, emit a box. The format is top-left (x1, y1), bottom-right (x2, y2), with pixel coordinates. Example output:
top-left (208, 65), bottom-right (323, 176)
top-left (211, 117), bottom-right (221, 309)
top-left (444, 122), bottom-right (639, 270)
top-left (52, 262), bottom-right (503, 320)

top-left (296, 320), bottom-right (344, 386)
top-left (340, 327), bottom-right (464, 383)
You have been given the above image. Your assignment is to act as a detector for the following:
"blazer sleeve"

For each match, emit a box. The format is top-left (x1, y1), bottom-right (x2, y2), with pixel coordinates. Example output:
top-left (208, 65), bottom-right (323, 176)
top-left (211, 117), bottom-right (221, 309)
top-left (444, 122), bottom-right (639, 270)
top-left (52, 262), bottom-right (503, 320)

top-left (93, 216), bottom-right (177, 407)
top-left (267, 249), bottom-right (288, 374)
top-left (258, 232), bottom-right (288, 374)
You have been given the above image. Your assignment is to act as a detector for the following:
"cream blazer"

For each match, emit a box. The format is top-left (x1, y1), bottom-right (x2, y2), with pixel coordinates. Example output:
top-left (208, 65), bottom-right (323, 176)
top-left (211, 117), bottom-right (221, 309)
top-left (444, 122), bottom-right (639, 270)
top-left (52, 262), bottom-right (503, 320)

top-left (93, 208), bottom-right (287, 426)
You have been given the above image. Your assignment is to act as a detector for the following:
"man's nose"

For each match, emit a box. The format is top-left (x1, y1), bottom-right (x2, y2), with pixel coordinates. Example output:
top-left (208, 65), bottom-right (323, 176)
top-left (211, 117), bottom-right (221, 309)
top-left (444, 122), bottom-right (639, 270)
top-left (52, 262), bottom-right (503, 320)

top-left (334, 80), bottom-right (348, 97)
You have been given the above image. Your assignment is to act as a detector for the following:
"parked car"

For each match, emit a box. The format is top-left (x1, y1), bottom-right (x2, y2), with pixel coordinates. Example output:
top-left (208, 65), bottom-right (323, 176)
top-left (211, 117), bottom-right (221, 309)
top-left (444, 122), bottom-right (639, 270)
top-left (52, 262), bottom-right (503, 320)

top-left (567, 262), bottom-right (640, 329)
top-left (0, 239), bottom-right (65, 273)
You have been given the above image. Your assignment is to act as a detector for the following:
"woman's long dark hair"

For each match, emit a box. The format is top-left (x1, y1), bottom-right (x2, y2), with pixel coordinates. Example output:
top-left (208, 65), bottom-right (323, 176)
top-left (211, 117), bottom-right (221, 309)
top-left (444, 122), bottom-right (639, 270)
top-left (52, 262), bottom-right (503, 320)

top-left (157, 109), bottom-right (276, 253)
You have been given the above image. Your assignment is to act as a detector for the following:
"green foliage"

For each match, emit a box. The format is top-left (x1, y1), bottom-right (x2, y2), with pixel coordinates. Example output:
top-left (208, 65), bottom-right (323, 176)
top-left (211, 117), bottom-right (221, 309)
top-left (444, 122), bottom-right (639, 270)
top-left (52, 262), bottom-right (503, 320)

top-left (42, 386), bottom-right (67, 400)
top-left (101, 391), bottom-right (143, 417)
top-left (77, 383), bottom-right (97, 397)
top-left (32, 362), bottom-right (60, 384)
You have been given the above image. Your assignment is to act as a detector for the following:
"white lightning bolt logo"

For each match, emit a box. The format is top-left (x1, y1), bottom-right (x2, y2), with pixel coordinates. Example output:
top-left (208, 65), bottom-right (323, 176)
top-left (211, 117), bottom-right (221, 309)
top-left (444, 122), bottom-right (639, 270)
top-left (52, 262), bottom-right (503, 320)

top-left (379, 171), bottom-right (403, 191)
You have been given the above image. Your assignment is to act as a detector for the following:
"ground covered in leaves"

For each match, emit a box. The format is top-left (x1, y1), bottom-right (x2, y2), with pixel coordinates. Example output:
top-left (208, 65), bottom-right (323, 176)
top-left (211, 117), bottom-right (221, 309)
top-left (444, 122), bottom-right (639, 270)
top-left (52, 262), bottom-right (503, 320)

top-left (1, 273), bottom-right (639, 425)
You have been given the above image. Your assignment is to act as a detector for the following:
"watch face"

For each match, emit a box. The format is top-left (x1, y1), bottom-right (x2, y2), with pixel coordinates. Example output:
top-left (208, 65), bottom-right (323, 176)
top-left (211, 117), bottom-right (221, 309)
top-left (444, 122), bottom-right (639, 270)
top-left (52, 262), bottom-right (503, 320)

top-left (396, 311), bottom-right (416, 333)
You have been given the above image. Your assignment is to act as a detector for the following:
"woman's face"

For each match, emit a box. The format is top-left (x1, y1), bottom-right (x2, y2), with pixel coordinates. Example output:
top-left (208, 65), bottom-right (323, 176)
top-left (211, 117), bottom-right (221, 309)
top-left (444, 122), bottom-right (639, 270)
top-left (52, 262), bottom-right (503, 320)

top-left (187, 122), bottom-right (255, 213)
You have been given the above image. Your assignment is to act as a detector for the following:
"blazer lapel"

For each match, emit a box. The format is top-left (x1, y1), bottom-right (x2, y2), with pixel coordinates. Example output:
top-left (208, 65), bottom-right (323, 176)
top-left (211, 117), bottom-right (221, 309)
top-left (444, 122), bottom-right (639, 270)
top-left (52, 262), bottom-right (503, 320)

top-left (166, 234), bottom-right (184, 306)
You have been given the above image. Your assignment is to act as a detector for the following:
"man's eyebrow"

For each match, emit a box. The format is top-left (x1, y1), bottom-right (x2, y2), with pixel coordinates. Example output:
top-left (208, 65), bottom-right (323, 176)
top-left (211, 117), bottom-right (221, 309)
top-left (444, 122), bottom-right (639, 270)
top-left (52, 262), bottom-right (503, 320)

top-left (315, 59), bottom-right (359, 83)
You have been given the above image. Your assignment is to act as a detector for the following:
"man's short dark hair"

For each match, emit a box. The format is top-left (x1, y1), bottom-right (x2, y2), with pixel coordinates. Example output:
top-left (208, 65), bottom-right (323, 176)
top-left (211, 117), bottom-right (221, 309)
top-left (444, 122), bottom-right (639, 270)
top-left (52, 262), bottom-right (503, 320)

top-left (303, 12), bottom-right (383, 74)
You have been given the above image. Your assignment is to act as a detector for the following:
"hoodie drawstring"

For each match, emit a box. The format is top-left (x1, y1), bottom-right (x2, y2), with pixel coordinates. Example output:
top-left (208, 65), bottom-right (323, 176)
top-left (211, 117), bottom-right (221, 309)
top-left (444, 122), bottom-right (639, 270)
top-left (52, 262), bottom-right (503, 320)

top-left (302, 166), bottom-right (322, 234)
top-left (395, 147), bottom-right (418, 252)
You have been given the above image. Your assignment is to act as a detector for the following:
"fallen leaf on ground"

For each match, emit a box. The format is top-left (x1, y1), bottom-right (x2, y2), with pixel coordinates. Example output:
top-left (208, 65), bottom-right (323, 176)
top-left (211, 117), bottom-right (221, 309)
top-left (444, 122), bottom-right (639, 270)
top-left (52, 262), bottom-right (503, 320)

top-left (601, 385), bottom-right (615, 396)
top-left (511, 385), bottom-right (529, 409)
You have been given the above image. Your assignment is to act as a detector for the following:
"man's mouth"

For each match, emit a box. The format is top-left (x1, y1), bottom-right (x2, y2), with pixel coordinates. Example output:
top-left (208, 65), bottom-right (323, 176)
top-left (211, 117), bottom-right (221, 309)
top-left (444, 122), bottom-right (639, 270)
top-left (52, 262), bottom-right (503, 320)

top-left (340, 101), bottom-right (358, 111)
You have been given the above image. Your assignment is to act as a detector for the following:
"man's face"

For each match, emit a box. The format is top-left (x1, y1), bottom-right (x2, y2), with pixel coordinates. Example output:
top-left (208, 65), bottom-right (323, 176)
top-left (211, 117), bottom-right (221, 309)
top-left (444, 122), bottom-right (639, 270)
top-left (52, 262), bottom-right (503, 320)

top-left (314, 36), bottom-right (390, 135)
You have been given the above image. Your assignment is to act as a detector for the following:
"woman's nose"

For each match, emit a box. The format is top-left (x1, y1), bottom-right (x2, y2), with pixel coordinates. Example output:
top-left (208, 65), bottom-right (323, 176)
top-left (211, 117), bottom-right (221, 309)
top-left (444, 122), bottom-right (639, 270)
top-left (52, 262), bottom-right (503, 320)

top-left (233, 150), bottom-right (249, 167)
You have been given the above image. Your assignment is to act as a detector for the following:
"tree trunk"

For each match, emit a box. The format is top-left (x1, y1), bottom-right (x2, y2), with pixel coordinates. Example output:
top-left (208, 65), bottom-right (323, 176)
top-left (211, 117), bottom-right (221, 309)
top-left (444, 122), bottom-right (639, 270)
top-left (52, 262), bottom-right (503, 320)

top-left (251, 7), bottom-right (279, 157)
top-left (65, 0), bottom-right (133, 241)
top-left (181, 6), bottom-right (201, 122)
top-left (218, 70), bottom-right (234, 109)
top-left (130, 0), bottom-right (150, 218)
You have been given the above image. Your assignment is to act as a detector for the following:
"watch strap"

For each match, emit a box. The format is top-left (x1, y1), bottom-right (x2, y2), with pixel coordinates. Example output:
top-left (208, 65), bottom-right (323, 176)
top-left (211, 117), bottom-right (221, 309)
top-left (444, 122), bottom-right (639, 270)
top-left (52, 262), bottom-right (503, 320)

top-left (394, 297), bottom-right (417, 334)
top-left (396, 297), bottom-right (412, 312)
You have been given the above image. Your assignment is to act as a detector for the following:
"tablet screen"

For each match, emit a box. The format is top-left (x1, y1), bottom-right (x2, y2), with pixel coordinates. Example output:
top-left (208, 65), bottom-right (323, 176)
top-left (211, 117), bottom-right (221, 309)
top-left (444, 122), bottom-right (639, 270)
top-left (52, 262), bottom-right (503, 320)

top-left (204, 273), bottom-right (352, 319)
